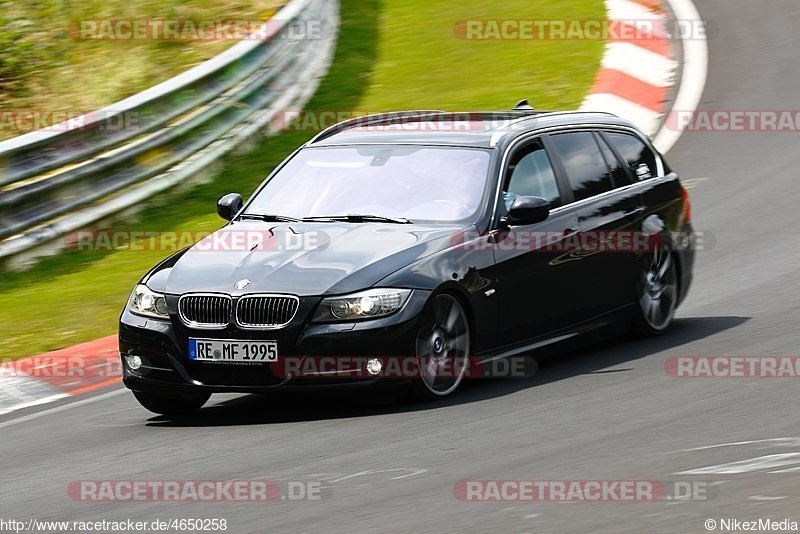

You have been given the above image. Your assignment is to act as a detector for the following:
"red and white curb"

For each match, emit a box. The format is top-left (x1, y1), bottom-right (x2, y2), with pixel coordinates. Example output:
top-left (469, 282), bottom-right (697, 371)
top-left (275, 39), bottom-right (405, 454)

top-left (0, 335), bottom-right (120, 416)
top-left (580, 0), bottom-right (677, 136)
top-left (581, 0), bottom-right (708, 154)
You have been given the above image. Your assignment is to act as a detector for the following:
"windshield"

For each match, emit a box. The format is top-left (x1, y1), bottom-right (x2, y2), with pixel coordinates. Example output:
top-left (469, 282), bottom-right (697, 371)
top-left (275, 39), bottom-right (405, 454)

top-left (244, 145), bottom-right (492, 223)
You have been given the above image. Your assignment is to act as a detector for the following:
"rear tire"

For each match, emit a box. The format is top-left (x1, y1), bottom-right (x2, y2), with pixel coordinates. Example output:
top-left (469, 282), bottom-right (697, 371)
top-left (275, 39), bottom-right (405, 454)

top-left (632, 236), bottom-right (678, 336)
top-left (132, 390), bottom-right (211, 416)
top-left (409, 293), bottom-right (471, 401)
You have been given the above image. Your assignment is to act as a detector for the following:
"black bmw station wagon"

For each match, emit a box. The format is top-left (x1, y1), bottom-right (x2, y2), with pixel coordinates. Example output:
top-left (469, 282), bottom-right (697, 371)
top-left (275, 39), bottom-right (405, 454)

top-left (120, 104), bottom-right (695, 415)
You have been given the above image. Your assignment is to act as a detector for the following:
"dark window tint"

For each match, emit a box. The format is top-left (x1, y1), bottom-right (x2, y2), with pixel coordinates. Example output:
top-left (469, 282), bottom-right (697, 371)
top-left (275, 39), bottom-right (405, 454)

top-left (548, 132), bottom-right (613, 202)
top-left (605, 132), bottom-right (658, 181)
top-left (504, 141), bottom-right (561, 208)
top-left (596, 133), bottom-right (632, 187)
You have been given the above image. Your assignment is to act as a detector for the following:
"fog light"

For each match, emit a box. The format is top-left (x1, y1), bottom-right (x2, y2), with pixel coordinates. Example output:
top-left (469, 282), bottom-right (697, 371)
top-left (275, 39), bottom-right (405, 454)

top-left (366, 358), bottom-right (382, 376)
top-left (125, 355), bottom-right (142, 370)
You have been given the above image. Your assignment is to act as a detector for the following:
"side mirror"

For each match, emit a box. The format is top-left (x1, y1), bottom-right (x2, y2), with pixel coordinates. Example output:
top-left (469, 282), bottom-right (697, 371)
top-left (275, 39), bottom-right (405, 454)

top-left (217, 193), bottom-right (243, 221)
top-left (502, 196), bottom-right (550, 226)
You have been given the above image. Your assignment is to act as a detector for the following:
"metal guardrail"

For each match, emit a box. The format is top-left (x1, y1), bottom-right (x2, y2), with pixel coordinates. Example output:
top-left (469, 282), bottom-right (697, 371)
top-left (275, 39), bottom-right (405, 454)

top-left (0, 0), bottom-right (338, 260)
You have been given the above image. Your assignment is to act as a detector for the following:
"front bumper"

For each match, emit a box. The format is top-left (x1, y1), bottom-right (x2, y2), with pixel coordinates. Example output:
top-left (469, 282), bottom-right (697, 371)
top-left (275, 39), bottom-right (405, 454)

top-left (120, 290), bottom-right (431, 394)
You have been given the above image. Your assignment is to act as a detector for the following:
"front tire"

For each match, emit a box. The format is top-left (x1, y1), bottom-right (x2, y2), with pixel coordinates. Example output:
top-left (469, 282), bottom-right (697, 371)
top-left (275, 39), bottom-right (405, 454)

top-left (132, 390), bottom-right (211, 416)
top-left (410, 293), bottom-right (471, 401)
top-left (632, 237), bottom-right (678, 336)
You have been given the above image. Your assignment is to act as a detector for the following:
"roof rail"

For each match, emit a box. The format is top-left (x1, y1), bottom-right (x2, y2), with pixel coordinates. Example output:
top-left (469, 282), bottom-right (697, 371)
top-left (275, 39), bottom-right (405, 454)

top-left (488, 110), bottom-right (619, 146)
top-left (307, 110), bottom-right (446, 144)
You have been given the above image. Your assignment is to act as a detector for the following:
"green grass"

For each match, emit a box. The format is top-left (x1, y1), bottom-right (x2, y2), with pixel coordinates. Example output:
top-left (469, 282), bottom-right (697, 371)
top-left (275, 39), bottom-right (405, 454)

top-left (0, 0), bottom-right (283, 140)
top-left (0, 0), bottom-right (605, 359)
top-left (357, 0), bottom-right (605, 110)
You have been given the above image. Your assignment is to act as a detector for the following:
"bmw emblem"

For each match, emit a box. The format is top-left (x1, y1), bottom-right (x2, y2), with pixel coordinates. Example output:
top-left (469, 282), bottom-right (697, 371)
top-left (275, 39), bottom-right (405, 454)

top-left (234, 278), bottom-right (251, 290)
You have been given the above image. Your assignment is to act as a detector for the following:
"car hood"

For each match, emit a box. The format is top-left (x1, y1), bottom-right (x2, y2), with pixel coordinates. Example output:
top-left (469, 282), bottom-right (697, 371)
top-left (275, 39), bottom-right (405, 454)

top-left (158, 221), bottom-right (466, 296)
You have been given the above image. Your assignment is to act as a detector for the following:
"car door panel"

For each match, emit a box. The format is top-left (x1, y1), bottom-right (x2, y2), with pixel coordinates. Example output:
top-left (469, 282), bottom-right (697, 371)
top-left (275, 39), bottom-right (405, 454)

top-left (492, 138), bottom-right (586, 347)
top-left (493, 208), bottom-right (584, 346)
top-left (546, 131), bottom-right (642, 319)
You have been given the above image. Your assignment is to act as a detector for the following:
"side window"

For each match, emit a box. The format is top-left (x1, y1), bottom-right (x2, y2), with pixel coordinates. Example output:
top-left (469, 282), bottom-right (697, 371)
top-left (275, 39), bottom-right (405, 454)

top-left (548, 132), bottom-right (613, 202)
top-left (596, 133), bottom-right (632, 188)
top-left (605, 132), bottom-right (659, 181)
top-left (503, 140), bottom-right (561, 209)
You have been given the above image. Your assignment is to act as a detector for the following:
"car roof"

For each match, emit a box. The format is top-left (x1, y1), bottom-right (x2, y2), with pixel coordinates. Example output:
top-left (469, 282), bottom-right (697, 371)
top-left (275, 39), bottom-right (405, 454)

top-left (305, 109), bottom-right (640, 150)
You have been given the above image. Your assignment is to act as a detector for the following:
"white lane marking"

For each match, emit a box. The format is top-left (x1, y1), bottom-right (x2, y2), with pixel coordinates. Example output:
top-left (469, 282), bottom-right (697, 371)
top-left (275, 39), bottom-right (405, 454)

top-left (676, 453), bottom-right (800, 475)
top-left (0, 388), bottom-right (127, 430)
top-left (0, 394), bottom-right (70, 416)
top-left (652, 0), bottom-right (709, 153)
top-left (602, 42), bottom-right (678, 87)
top-left (329, 468), bottom-right (429, 483)
top-left (0, 373), bottom-right (69, 415)
top-left (750, 495), bottom-right (788, 501)
top-left (676, 437), bottom-right (800, 452)
top-left (769, 466), bottom-right (800, 474)
top-left (582, 93), bottom-right (661, 134)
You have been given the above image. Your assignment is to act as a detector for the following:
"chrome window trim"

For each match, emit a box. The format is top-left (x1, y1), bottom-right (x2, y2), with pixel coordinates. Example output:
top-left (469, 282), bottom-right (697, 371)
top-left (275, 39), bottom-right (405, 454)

top-left (235, 293), bottom-right (300, 330)
top-left (178, 293), bottom-right (233, 330)
top-left (490, 124), bottom-right (665, 227)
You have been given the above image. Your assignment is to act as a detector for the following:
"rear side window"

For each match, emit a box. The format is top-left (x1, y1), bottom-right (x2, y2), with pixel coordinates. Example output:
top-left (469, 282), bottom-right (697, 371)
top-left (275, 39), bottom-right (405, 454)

top-left (596, 133), bottom-right (632, 188)
top-left (605, 132), bottom-right (659, 181)
top-left (548, 132), bottom-right (613, 202)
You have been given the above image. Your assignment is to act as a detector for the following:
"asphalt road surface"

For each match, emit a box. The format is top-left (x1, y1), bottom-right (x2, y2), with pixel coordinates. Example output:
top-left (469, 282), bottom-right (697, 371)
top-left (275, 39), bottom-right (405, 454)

top-left (3, 0), bottom-right (800, 532)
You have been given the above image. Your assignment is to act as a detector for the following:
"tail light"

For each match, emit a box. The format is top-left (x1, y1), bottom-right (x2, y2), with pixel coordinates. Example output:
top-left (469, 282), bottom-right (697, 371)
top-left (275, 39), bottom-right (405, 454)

top-left (680, 184), bottom-right (691, 223)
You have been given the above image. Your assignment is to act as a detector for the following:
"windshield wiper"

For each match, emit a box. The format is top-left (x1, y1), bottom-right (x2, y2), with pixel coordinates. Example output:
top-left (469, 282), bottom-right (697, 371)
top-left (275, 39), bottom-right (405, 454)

top-left (238, 213), bottom-right (301, 223)
top-left (302, 214), bottom-right (411, 224)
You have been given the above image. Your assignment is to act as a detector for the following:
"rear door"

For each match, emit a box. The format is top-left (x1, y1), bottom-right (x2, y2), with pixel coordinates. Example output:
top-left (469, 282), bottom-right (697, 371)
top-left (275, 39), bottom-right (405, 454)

top-left (546, 131), bottom-right (643, 319)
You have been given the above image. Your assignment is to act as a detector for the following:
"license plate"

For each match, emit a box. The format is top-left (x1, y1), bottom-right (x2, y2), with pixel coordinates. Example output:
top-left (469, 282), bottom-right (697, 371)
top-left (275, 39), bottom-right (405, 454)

top-left (188, 338), bottom-right (278, 362)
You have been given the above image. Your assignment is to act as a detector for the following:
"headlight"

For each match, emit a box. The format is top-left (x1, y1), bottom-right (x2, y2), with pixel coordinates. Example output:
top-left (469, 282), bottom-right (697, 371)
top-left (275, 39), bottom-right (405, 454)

top-left (128, 284), bottom-right (169, 319)
top-left (312, 288), bottom-right (412, 322)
